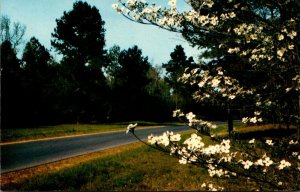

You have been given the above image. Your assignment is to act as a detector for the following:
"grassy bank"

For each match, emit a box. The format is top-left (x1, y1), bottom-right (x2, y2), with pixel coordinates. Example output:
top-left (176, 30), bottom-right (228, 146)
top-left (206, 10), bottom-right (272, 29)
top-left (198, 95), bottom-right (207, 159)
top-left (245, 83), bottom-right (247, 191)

top-left (1, 121), bottom-right (183, 143)
top-left (2, 140), bottom-right (252, 191)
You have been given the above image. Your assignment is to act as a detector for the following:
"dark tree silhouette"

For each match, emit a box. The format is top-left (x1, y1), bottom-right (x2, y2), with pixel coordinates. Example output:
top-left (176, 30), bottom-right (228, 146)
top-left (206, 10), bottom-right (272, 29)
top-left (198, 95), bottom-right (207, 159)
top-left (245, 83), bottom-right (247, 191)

top-left (51, 1), bottom-right (105, 63)
top-left (109, 45), bottom-right (151, 121)
top-left (163, 45), bottom-right (196, 110)
top-left (163, 45), bottom-right (194, 87)
top-left (22, 37), bottom-right (55, 125)
top-left (51, 1), bottom-right (108, 123)
top-left (1, 41), bottom-right (24, 128)
top-left (145, 66), bottom-right (174, 121)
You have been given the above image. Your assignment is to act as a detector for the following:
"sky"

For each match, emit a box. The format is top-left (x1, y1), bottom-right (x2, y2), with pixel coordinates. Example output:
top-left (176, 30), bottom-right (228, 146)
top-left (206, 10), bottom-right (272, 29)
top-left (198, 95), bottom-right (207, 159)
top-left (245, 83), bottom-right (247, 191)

top-left (2, 0), bottom-right (201, 66)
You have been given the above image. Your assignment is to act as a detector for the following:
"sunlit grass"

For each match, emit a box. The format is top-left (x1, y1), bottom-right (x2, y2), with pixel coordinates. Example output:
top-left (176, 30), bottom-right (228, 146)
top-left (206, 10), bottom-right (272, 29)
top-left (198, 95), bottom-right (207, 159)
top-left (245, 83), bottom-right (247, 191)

top-left (212, 121), bottom-right (246, 135)
top-left (2, 123), bottom-right (297, 191)
top-left (1, 142), bottom-right (144, 189)
top-left (2, 142), bottom-right (253, 191)
top-left (214, 122), bottom-right (297, 139)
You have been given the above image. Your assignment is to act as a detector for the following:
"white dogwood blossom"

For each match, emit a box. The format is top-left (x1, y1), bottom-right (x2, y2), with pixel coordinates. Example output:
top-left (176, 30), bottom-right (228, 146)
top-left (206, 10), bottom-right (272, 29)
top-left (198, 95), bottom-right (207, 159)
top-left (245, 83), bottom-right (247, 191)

top-left (263, 156), bottom-right (274, 167)
top-left (249, 138), bottom-right (255, 144)
top-left (172, 109), bottom-right (184, 117)
top-left (170, 132), bottom-right (181, 142)
top-left (278, 160), bottom-right (291, 170)
top-left (148, 131), bottom-right (181, 146)
top-left (184, 133), bottom-right (205, 151)
top-left (241, 160), bottom-right (253, 169)
top-left (289, 140), bottom-right (299, 145)
top-left (126, 123), bottom-right (138, 134)
top-left (266, 140), bottom-right (274, 146)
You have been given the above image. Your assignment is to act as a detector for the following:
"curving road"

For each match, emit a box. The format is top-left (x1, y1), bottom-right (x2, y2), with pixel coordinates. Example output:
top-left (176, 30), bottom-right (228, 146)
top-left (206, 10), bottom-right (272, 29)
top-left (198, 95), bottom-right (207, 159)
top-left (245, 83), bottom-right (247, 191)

top-left (1, 126), bottom-right (190, 173)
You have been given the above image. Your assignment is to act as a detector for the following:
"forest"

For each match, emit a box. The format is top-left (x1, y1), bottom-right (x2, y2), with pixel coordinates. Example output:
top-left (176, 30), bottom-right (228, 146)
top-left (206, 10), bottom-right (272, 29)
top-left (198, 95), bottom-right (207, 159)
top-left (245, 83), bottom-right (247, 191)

top-left (3, 0), bottom-right (298, 130)
top-left (1, 1), bottom-right (229, 128)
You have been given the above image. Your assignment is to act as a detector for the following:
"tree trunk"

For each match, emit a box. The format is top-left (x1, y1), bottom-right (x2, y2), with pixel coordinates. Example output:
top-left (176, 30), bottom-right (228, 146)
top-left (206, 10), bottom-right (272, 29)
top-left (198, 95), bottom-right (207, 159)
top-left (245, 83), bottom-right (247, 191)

top-left (228, 107), bottom-right (233, 137)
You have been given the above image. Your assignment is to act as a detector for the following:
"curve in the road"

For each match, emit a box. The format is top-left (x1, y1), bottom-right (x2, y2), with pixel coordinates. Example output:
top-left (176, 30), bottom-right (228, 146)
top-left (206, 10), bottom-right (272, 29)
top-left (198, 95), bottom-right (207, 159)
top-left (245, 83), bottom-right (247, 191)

top-left (1, 126), bottom-right (190, 173)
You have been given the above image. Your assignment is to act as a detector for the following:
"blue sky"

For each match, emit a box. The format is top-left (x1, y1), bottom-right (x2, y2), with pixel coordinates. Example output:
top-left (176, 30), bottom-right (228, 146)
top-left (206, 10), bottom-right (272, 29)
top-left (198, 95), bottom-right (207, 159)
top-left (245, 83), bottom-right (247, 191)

top-left (2, 0), bottom-right (200, 65)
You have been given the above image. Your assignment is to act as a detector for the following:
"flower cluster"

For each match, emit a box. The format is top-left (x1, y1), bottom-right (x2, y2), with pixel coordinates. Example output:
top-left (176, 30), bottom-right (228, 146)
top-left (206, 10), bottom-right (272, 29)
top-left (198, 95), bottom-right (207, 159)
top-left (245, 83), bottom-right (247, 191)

top-left (147, 127), bottom-right (236, 167)
top-left (148, 131), bottom-right (181, 146)
top-left (254, 154), bottom-right (274, 167)
top-left (179, 67), bottom-right (253, 102)
top-left (278, 160), bottom-right (291, 170)
top-left (183, 133), bottom-right (205, 151)
top-left (145, 130), bottom-right (300, 190)
top-left (173, 110), bottom-right (217, 133)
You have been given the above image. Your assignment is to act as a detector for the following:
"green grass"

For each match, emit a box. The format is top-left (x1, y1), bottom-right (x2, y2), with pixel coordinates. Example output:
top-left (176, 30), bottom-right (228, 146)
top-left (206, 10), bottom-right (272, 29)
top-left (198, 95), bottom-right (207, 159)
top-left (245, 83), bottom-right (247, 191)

top-left (214, 122), bottom-right (297, 139)
top-left (1, 121), bottom-right (183, 143)
top-left (212, 121), bottom-right (246, 135)
top-left (2, 123), bottom-right (297, 191)
top-left (3, 144), bottom-right (252, 191)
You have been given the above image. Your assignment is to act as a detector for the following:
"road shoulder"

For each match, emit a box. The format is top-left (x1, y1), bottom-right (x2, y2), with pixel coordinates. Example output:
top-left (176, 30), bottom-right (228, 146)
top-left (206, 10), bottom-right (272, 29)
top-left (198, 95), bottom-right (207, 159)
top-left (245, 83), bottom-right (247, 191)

top-left (0, 142), bottom-right (144, 189)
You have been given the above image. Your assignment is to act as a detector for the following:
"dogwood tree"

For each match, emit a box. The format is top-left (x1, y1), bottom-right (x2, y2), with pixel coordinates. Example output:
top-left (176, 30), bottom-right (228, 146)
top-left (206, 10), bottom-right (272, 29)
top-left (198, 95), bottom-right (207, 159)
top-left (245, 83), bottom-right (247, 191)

top-left (115, 0), bottom-right (300, 190)
top-left (113, 0), bottom-right (299, 136)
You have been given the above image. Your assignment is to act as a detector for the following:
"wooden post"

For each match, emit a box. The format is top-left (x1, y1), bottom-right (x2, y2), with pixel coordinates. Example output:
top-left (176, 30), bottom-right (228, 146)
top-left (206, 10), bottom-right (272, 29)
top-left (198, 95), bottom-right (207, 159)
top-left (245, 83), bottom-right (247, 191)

top-left (228, 107), bottom-right (233, 137)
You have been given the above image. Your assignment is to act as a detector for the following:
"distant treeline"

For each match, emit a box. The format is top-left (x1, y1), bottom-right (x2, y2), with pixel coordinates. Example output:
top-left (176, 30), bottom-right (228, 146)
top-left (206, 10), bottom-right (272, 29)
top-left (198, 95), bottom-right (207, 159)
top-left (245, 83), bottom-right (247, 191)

top-left (1, 1), bottom-right (229, 128)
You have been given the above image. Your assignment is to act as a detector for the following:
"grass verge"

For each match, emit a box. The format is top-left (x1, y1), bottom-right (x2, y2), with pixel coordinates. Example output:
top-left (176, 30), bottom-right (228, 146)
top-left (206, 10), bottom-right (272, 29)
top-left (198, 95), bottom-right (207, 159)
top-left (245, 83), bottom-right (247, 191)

top-left (1, 129), bottom-right (259, 191)
top-left (0, 142), bottom-right (144, 190)
top-left (1, 135), bottom-right (252, 191)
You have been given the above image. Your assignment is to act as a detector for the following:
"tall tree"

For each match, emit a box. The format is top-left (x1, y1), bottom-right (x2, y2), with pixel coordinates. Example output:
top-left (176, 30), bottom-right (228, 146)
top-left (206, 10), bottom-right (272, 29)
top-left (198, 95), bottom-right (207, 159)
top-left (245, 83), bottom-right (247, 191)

top-left (145, 66), bottom-right (174, 121)
top-left (106, 45), bottom-right (122, 89)
top-left (51, 1), bottom-right (108, 123)
top-left (163, 45), bottom-right (196, 110)
top-left (51, 1), bottom-right (106, 63)
top-left (1, 41), bottom-right (24, 128)
top-left (163, 45), bottom-right (194, 88)
top-left (107, 46), bottom-right (173, 121)
top-left (109, 45), bottom-right (151, 121)
top-left (22, 37), bottom-right (54, 125)
top-left (23, 37), bottom-right (51, 75)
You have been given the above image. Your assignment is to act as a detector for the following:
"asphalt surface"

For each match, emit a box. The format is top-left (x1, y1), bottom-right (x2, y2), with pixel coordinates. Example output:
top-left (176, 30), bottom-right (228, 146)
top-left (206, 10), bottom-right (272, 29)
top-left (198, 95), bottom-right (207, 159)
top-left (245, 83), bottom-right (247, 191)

top-left (1, 126), bottom-right (190, 173)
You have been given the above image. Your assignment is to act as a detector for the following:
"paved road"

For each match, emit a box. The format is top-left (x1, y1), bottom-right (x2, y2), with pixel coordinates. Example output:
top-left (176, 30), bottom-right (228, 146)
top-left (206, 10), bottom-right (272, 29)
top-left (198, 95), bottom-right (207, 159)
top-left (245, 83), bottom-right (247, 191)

top-left (1, 126), bottom-right (190, 173)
